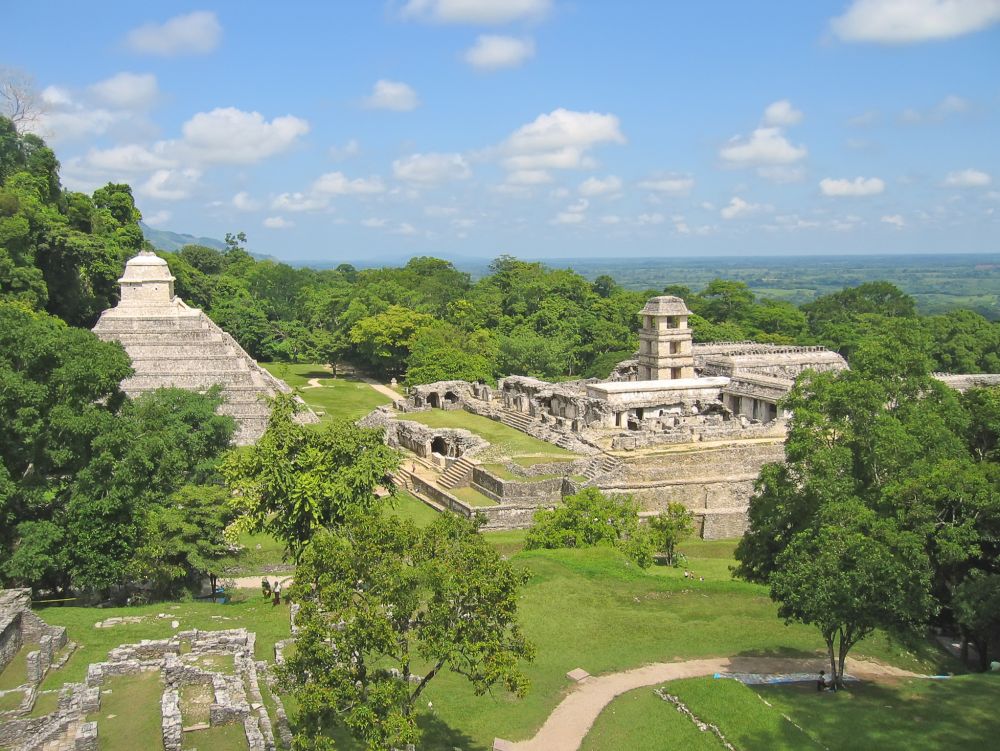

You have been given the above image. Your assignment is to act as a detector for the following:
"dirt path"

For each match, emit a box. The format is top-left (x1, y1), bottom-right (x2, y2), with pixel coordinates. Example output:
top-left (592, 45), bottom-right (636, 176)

top-left (301, 377), bottom-right (324, 389)
top-left (506, 656), bottom-right (923, 751)
top-left (360, 376), bottom-right (402, 401)
top-left (230, 574), bottom-right (293, 590)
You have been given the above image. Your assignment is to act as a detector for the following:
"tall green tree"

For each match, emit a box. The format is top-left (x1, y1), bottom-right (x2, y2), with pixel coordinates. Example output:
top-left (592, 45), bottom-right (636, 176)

top-left (283, 512), bottom-right (533, 751)
top-left (221, 394), bottom-right (400, 562)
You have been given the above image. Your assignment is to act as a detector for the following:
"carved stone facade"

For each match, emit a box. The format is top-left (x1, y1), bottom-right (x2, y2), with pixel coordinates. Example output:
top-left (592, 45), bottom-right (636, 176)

top-left (92, 251), bottom-right (318, 445)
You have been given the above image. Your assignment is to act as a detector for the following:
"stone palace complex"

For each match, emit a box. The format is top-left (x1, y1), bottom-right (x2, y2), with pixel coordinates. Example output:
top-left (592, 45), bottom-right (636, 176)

top-left (94, 252), bottom-right (1000, 539)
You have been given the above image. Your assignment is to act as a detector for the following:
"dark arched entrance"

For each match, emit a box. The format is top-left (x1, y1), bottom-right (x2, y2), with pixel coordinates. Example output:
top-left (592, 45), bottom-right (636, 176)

top-left (428, 392), bottom-right (441, 408)
top-left (431, 436), bottom-right (447, 456)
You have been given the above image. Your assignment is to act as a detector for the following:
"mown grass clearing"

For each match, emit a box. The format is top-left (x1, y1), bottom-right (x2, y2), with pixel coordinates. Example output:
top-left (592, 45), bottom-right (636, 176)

top-left (182, 722), bottom-right (248, 750)
top-left (413, 543), bottom-right (955, 748)
top-left (584, 673), bottom-right (1000, 750)
top-left (450, 485), bottom-right (498, 506)
top-left (260, 363), bottom-right (391, 423)
top-left (390, 490), bottom-right (440, 527)
top-left (0, 642), bottom-right (36, 690)
top-left (86, 670), bottom-right (163, 751)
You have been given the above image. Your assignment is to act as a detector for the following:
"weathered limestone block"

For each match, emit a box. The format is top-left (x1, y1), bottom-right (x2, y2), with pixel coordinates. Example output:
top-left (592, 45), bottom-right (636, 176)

top-left (80, 686), bottom-right (101, 714)
top-left (74, 720), bottom-right (98, 751)
top-left (26, 650), bottom-right (42, 683)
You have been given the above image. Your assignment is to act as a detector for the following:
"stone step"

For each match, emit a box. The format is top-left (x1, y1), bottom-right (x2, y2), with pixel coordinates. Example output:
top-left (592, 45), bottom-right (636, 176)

top-left (97, 330), bottom-right (224, 344)
top-left (123, 372), bottom-right (259, 390)
top-left (120, 342), bottom-right (235, 358)
top-left (129, 357), bottom-right (250, 375)
top-left (93, 317), bottom-right (209, 333)
top-left (439, 457), bottom-right (476, 489)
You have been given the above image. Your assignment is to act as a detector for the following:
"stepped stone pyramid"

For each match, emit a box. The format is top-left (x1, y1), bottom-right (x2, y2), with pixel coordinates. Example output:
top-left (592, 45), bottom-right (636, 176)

top-left (92, 250), bottom-right (319, 445)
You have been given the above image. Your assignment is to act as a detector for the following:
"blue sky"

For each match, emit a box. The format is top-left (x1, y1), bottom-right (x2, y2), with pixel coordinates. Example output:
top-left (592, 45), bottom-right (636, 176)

top-left (5, 0), bottom-right (1000, 262)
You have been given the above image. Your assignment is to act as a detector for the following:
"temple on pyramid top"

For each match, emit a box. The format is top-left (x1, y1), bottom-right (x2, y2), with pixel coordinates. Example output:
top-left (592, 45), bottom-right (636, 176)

top-left (93, 250), bottom-right (318, 445)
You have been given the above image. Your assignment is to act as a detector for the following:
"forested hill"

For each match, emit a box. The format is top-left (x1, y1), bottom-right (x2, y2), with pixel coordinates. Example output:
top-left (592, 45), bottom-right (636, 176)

top-left (1, 114), bottom-right (998, 385)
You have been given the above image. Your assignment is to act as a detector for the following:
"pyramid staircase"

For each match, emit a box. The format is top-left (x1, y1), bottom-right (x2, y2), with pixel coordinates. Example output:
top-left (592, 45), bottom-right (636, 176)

top-left (93, 306), bottom-right (316, 445)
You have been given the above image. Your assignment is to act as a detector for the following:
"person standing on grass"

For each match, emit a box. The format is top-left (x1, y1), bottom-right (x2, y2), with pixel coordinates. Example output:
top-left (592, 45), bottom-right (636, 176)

top-left (261, 577), bottom-right (271, 599)
top-left (273, 579), bottom-right (282, 606)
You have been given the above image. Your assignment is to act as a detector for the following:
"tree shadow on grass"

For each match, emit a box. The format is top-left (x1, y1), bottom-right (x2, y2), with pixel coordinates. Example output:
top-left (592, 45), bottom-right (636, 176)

top-left (322, 713), bottom-right (487, 751)
top-left (743, 679), bottom-right (1000, 751)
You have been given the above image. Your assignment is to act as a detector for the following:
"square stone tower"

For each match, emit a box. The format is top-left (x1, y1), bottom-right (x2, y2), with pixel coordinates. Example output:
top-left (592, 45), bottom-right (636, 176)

top-left (637, 296), bottom-right (695, 380)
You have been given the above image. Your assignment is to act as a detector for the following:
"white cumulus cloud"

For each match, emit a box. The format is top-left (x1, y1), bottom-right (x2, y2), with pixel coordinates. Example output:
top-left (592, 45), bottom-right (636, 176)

top-left (578, 175), bottom-right (622, 196)
top-left (177, 107), bottom-right (309, 164)
top-left (881, 214), bottom-right (905, 227)
top-left (720, 196), bottom-right (771, 219)
top-left (143, 209), bottom-right (171, 227)
top-left (637, 176), bottom-right (695, 195)
top-left (819, 176), bottom-right (886, 196)
top-left (139, 168), bottom-right (201, 201)
top-left (720, 127), bottom-right (807, 166)
top-left (81, 144), bottom-right (175, 173)
top-left (943, 168), bottom-right (992, 187)
top-left (363, 80), bottom-right (419, 111)
top-left (125, 11), bottom-right (222, 56)
top-left (464, 35), bottom-right (535, 70)
top-left (831, 0), bottom-right (1000, 43)
top-left (263, 216), bottom-right (293, 229)
top-left (312, 171), bottom-right (385, 195)
top-left (232, 191), bottom-right (261, 211)
top-left (763, 99), bottom-right (803, 126)
top-left (393, 153), bottom-right (472, 182)
top-left (500, 108), bottom-right (625, 183)
top-left (89, 72), bottom-right (159, 110)
top-left (271, 192), bottom-right (328, 212)
top-left (400, 0), bottom-right (551, 24)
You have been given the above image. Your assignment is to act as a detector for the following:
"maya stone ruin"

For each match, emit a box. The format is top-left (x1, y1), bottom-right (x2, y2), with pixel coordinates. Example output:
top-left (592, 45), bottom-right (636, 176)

top-left (92, 250), bottom-right (318, 445)
top-left (372, 295), bottom-right (1000, 539)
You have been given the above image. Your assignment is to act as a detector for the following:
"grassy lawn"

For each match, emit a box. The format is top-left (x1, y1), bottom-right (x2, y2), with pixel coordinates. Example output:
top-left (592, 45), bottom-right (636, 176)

top-left (182, 722), bottom-right (248, 750)
top-left (218, 530), bottom-right (290, 576)
top-left (450, 486), bottom-right (498, 507)
top-left (581, 683), bottom-right (721, 751)
top-left (585, 672), bottom-right (1000, 750)
top-left (29, 689), bottom-right (59, 717)
top-left (411, 544), bottom-right (955, 748)
top-left (260, 363), bottom-right (391, 423)
top-left (0, 689), bottom-right (24, 712)
top-left (398, 409), bottom-right (577, 461)
top-left (0, 642), bottom-right (36, 690)
top-left (37, 593), bottom-right (291, 689)
top-left (390, 490), bottom-right (441, 527)
top-left (16, 535), bottom-right (971, 751)
top-left (87, 670), bottom-right (163, 751)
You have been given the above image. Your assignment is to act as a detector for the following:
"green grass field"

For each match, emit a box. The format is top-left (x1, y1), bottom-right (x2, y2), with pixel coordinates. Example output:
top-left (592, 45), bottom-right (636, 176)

top-left (87, 671), bottom-right (163, 751)
top-left (13, 536), bottom-right (973, 751)
top-left (260, 362), bottom-right (391, 422)
top-left (583, 673), bottom-right (1000, 750)
top-left (398, 409), bottom-right (577, 461)
top-left (410, 542), bottom-right (955, 749)
top-left (0, 642), bottom-right (35, 690)
top-left (391, 489), bottom-right (441, 527)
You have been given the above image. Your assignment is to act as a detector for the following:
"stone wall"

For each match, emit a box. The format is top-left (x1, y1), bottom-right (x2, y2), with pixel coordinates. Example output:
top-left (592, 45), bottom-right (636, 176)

top-left (471, 469), bottom-right (563, 505)
top-left (598, 439), bottom-right (785, 520)
top-left (0, 612), bottom-right (21, 676)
